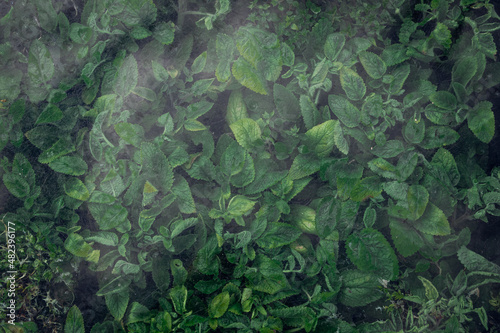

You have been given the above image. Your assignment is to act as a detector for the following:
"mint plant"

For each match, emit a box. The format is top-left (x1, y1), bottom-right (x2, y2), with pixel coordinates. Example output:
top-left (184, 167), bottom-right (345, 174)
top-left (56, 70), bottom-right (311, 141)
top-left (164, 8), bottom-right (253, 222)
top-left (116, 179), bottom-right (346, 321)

top-left (1, 0), bottom-right (500, 332)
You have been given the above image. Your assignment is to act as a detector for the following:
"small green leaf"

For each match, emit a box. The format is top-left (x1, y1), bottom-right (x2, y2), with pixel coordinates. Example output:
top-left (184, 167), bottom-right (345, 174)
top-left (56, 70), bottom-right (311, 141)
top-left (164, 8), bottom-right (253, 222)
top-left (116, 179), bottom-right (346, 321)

top-left (232, 57), bottom-right (267, 95)
top-left (299, 95), bottom-right (319, 130)
top-left (328, 95), bottom-right (361, 128)
top-left (288, 154), bottom-right (321, 180)
top-left (209, 292), bottom-right (230, 318)
top-left (2, 173), bottom-right (30, 199)
top-left (64, 233), bottom-right (94, 258)
top-left (49, 156), bottom-right (88, 176)
top-left (172, 176), bottom-right (196, 214)
top-left (430, 91), bottom-right (457, 110)
top-left (184, 119), bottom-right (206, 131)
top-left (226, 89), bottom-right (249, 125)
top-left (126, 302), bottom-right (154, 324)
top-left (452, 56), bottom-right (477, 86)
top-left (359, 51), bottom-right (387, 79)
top-left (339, 270), bottom-right (382, 307)
top-left (64, 305), bottom-right (85, 333)
top-left (340, 67), bottom-right (366, 101)
top-left (216, 33), bottom-right (235, 82)
top-left (28, 40), bottom-right (54, 85)
top-left (418, 276), bottom-right (439, 301)
top-left (274, 83), bottom-right (300, 121)
top-left (256, 222), bottom-right (302, 249)
top-left (69, 23), bottom-right (93, 44)
top-left (132, 86), bottom-right (156, 101)
top-left (152, 60), bottom-right (170, 82)
top-left (230, 118), bottom-right (262, 149)
top-left (404, 118), bottom-right (425, 144)
top-left (304, 120), bottom-right (337, 157)
top-left (114, 55), bottom-right (138, 97)
top-left (407, 185), bottom-right (429, 221)
top-left (227, 195), bottom-right (256, 218)
top-left (420, 126), bottom-right (459, 149)
top-left (105, 289), bottom-right (129, 321)
top-left (468, 101), bottom-right (495, 143)
top-left (324, 33), bottom-right (345, 61)
top-left (432, 22), bottom-right (451, 49)
top-left (88, 203), bottom-right (129, 230)
top-left (153, 22), bottom-right (175, 45)
top-left (115, 122), bottom-right (144, 148)
top-left (170, 285), bottom-right (187, 314)
top-left (413, 203), bottom-right (450, 236)
top-left (191, 51), bottom-right (207, 74)
top-left (0, 69), bottom-right (22, 101)
top-left (35, 104), bottom-right (63, 125)
top-left (64, 178), bottom-right (90, 201)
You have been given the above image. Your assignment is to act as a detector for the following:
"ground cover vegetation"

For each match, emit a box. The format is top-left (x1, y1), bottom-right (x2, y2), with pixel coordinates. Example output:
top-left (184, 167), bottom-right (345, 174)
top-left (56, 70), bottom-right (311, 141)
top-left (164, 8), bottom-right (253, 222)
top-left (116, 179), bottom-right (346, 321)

top-left (1, 0), bottom-right (500, 331)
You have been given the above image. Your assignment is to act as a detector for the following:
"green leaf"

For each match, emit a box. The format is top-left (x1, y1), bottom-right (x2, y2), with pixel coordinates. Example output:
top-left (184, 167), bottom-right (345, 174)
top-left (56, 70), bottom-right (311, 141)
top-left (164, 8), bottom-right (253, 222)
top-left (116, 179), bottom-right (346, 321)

top-left (324, 33), bottom-right (345, 61)
top-left (299, 95), bottom-right (319, 130)
top-left (346, 228), bottom-right (399, 281)
top-left (216, 33), bottom-right (235, 82)
top-left (105, 289), bottom-right (129, 321)
top-left (49, 156), bottom-right (88, 176)
top-left (256, 222), bottom-right (302, 249)
top-left (404, 118), bottom-right (425, 144)
top-left (328, 95), bottom-right (360, 128)
top-left (274, 84), bottom-right (300, 121)
top-left (38, 138), bottom-right (75, 164)
top-left (468, 101), bottom-right (495, 143)
top-left (452, 56), bottom-right (477, 86)
top-left (86, 232), bottom-right (119, 246)
top-left (227, 195), bottom-right (256, 218)
top-left (359, 51), bottom-right (387, 79)
top-left (33, 0), bottom-right (57, 32)
top-left (191, 51), bottom-right (207, 74)
top-left (209, 292), bottom-right (230, 318)
top-left (226, 89), bottom-right (248, 125)
top-left (152, 255), bottom-right (171, 293)
top-left (2, 173), bottom-right (30, 199)
top-left (431, 148), bottom-right (460, 186)
top-left (64, 305), bottom-right (84, 333)
top-left (121, 0), bottom-right (157, 26)
top-left (389, 218), bottom-right (425, 257)
top-left (230, 118), bottom-right (262, 149)
top-left (64, 178), bottom-right (90, 201)
top-left (334, 121), bottom-right (349, 155)
top-left (0, 69), bottom-right (22, 101)
top-left (389, 63), bottom-right (410, 94)
top-left (114, 55), bottom-right (138, 97)
top-left (407, 185), bottom-right (429, 221)
top-left (288, 154), bottom-right (321, 180)
top-left (340, 67), bottom-right (366, 101)
top-left (304, 120), bottom-right (337, 157)
top-left (28, 40), bottom-right (54, 85)
top-left (457, 246), bottom-right (500, 275)
top-left (432, 22), bottom-right (452, 49)
top-left (132, 86), bottom-right (156, 101)
top-left (430, 91), bottom-right (457, 110)
top-left (153, 22), bottom-right (174, 45)
top-left (368, 158), bottom-right (398, 179)
top-left (413, 203), bottom-right (450, 236)
top-left (418, 276), bottom-right (439, 301)
top-left (69, 23), bottom-right (93, 44)
top-left (35, 104), bottom-right (63, 125)
top-left (88, 203), bottom-right (129, 230)
top-left (170, 285), bottom-right (187, 314)
top-left (64, 233), bottom-right (94, 258)
top-left (249, 255), bottom-right (288, 294)
top-left (339, 270), bottom-right (382, 307)
top-left (184, 119), bottom-right (206, 131)
top-left (130, 26), bottom-right (151, 39)
top-left (141, 142), bottom-right (174, 193)
top-left (420, 126), bottom-right (459, 149)
top-left (152, 60), bottom-right (170, 82)
top-left (172, 177), bottom-right (196, 214)
top-left (114, 123), bottom-right (144, 148)
top-left (96, 276), bottom-right (130, 296)
top-left (371, 140), bottom-right (405, 158)
top-left (232, 57), bottom-right (267, 95)
top-left (126, 302), bottom-right (154, 324)
top-left (475, 32), bottom-right (497, 58)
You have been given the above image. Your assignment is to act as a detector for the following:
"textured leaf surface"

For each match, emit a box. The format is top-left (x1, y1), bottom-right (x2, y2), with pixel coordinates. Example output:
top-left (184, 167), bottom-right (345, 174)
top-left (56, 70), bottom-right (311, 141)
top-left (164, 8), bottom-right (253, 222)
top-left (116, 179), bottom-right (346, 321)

top-left (232, 57), bottom-right (267, 95)
top-left (65, 305), bottom-right (84, 333)
top-left (230, 118), bottom-right (262, 149)
top-left (468, 101), bottom-right (495, 143)
top-left (413, 203), bottom-right (450, 236)
top-left (359, 51), bottom-right (387, 79)
top-left (304, 120), bottom-right (337, 157)
top-left (340, 67), bottom-right (366, 101)
top-left (328, 95), bottom-right (361, 128)
top-left (114, 55), bottom-right (138, 97)
top-left (339, 270), bottom-right (382, 307)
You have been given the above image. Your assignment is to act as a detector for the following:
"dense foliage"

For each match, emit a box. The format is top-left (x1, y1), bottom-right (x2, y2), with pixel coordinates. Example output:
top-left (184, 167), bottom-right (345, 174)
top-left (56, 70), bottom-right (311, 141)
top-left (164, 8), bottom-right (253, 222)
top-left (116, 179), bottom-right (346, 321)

top-left (1, 0), bottom-right (500, 331)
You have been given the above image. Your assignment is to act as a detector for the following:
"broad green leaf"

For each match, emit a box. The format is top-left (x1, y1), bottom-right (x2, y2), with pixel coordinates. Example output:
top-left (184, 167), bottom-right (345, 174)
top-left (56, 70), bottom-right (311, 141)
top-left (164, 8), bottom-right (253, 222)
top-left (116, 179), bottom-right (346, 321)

top-left (172, 177), bottom-right (196, 214)
top-left (64, 178), bottom-right (90, 201)
top-left (64, 233), bottom-right (94, 258)
top-left (69, 23), bottom-right (93, 44)
top-left (126, 302), bottom-right (154, 324)
top-left (371, 140), bottom-right (405, 158)
top-left (413, 203), bottom-right (450, 236)
top-left (230, 118), bottom-right (262, 149)
top-left (389, 218), bottom-right (424, 257)
top-left (227, 195), bottom-right (256, 218)
top-left (350, 176), bottom-right (383, 202)
top-left (96, 276), bottom-right (130, 296)
top-left (339, 270), bottom-right (382, 307)
top-left (49, 156), bottom-right (88, 176)
top-left (274, 84), bottom-right (300, 121)
top-left (105, 290), bottom-right (129, 321)
top-left (324, 33), bottom-right (345, 61)
top-left (141, 142), bottom-right (174, 193)
top-left (187, 100), bottom-right (214, 120)
top-left (152, 255), bottom-right (171, 293)
top-left (475, 32), bottom-right (497, 58)
top-left (152, 60), bottom-right (170, 82)
top-left (221, 140), bottom-right (246, 176)
top-left (389, 63), bottom-right (410, 94)
top-left (2, 173), bottom-right (30, 199)
top-left (256, 222), bottom-right (302, 249)
top-left (249, 255), bottom-right (288, 294)
top-left (130, 26), bottom-right (151, 39)
top-left (194, 237), bottom-right (220, 275)
top-left (28, 40), bottom-right (54, 85)
top-left (191, 51), bottom-right (207, 74)
top-left (328, 95), bottom-right (361, 128)
top-left (121, 0), bottom-right (157, 26)
top-left (170, 285), bottom-right (187, 314)
top-left (368, 158), bottom-right (398, 179)
top-left (232, 57), bottom-right (267, 95)
top-left (114, 122), bottom-right (144, 148)
top-left (226, 90), bottom-right (248, 125)
top-left (245, 164), bottom-right (287, 195)
top-left (418, 276), bottom-right (439, 301)
top-left (359, 51), bottom-right (387, 79)
top-left (452, 56), bottom-right (477, 86)
top-left (114, 55), bottom-right (138, 97)
top-left (420, 126), bottom-right (459, 149)
top-left (299, 95), bottom-right (319, 130)
top-left (0, 69), bottom-right (22, 101)
top-left (216, 33), bottom-right (235, 82)
top-left (340, 67), bottom-right (366, 101)
top-left (304, 120), bottom-right (337, 157)
top-left (33, 0), bottom-right (57, 32)
top-left (404, 118), bottom-right (425, 144)
top-left (132, 86), bottom-right (156, 101)
top-left (184, 119), bottom-right (206, 131)
top-left (334, 121), bottom-right (349, 155)
top-left (209, 292), bottom-right (230, 318)
top-left (112, 260), bottom-right (140, 275)
top-left (153, 22), bottom-right (174, 45)
top-left (88, 203), bottom-right (129, 230)
top-left (407, 185), bottom-right (429, 221)
top-left (457, 246), bottom-right (500, 275)
top-left (346, 228), bottom-right (399, 281)
top-left (363, 206), bottom-right (377, 228)
top-left (424, 104), bottom-right (455, 125)
top-left (89, 191), bottom-right (116, 204)
top-left (430, 91), bottom-right (457, 110)
top-left (468, 101), bottom-right (494, 143)
top-left (35, 104), bottom-right (63, 125)
top-left (431, 148), bottom-right (460, 186)
top-left (65, 305), bottom-right (84, 333)
top-left (86, 232), bottom-right (119, 246)
top-left (231, 151), bottom-right (255, 188)
top-left (288, 154), bottom-right (321, 180)
top-left (281, 42), bottom-right (295, 66)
